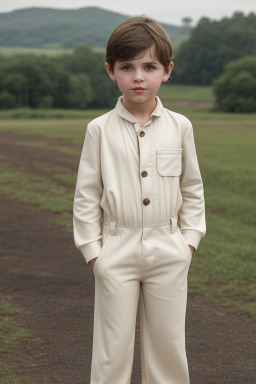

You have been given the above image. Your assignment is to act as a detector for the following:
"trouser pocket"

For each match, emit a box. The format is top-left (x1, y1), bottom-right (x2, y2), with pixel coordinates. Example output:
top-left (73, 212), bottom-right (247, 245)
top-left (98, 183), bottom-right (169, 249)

top-left (93, 225), bottom-right (112, 274)
top-left (177, 228), bottom-right (192, 260)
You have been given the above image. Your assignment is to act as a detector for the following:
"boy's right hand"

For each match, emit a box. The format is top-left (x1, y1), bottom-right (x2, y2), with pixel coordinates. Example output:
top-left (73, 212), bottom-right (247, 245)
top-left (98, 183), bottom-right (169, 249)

top-left (89, 257), bottom-right (98, 269)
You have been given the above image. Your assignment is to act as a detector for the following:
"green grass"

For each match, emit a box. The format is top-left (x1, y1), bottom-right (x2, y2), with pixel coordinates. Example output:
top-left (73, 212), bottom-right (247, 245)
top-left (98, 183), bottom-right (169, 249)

top-left (0, 84), bottom-right (255, 124)
top-left (0, 108), bottom-right (108, 120)
top-left (0, 120), bottom-right (88, 144)
top-left (0, 45), bottom-right (105, 57)
top-left (52, 173), bottom-right (78, 187)
top-left (0, 154), bottom-right (75, 228)
top-left (15, 139), bottom-right (81, 156)
top-left (0, 363), bottom-right (29, 384)
top-left (0, 168), bottom-right (74, 216)
top-left (0, 43), bottom-right (184, 57)
top-left (0, 362), bottom-right (54, 384)
top-left (0, 303), bottom-right (20, 316)
top-left (0, 324), bottom-right (36, 352)
top-left (0, 302), bottom-right (55, 383)
top-left (189, 123), bottom-right (256, 317)
top-left (0, 302), bottom-right (42, 382)
top-left (158, 84), bottom-right (214, 101)
top-left (0, 302), bottom-right (39, 353)
top-left (0, 85), bottom-right (255, 320)
top-left (0, 46), bottom-right (73, 57)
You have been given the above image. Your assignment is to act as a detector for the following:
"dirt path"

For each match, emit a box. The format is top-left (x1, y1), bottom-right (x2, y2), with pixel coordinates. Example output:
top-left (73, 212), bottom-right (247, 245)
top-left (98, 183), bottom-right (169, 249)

top-left (0, 131), bottom-right (80, 180)
top-left (0, 131), bottom-right (255, 383)
top-left (1, 196), bottom-right (256, 384)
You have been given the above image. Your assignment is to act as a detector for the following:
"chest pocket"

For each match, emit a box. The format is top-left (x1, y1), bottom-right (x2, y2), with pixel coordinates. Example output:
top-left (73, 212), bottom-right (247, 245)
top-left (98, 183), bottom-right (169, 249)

top-left (156, 149), bottom-right (182, 176)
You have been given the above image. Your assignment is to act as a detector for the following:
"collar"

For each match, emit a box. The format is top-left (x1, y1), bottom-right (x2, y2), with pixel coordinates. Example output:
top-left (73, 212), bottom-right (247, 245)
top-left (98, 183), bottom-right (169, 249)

top-left (115, 96), bottom-right (164, 125)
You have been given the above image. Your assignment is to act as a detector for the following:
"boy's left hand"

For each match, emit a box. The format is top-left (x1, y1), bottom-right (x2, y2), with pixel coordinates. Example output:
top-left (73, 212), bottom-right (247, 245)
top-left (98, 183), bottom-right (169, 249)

top-left (188, 245), bottom-right (195, 255)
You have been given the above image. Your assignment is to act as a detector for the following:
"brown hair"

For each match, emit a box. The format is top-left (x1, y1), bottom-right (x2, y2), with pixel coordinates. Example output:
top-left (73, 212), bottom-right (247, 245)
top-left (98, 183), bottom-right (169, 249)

top-left (105, 16), bottom-right (173, 72)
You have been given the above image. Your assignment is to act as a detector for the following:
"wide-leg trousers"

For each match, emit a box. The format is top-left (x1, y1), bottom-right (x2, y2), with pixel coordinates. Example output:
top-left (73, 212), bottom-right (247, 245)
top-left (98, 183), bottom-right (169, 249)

top-left (90, 215), bottom-right (192, 384)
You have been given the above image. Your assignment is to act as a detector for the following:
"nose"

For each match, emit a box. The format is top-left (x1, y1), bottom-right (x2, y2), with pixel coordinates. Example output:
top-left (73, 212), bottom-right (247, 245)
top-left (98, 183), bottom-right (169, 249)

top-left (133, 69), bottom-right (144, 82)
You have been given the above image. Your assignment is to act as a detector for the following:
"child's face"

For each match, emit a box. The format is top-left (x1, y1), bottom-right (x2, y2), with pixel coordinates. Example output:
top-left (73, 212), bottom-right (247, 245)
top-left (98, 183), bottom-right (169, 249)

top-left (105, 45), bottom-right (173, 108)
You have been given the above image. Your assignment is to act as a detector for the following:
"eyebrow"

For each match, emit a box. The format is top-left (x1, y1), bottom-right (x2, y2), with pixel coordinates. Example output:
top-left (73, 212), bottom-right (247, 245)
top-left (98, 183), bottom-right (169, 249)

top-left (119, 61), bottom-right (158, 65)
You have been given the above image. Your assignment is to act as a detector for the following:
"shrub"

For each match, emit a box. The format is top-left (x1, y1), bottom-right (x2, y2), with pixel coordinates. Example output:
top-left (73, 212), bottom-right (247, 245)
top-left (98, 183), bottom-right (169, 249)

top-left (0, 91), bottom-right (16, 109)
top-left (213, 56), bottom-right (256, 113)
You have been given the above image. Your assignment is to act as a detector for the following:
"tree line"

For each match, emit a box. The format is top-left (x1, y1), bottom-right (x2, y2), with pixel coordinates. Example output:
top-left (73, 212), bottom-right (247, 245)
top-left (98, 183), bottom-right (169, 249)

top-left (0, 45), bottom-right (120, 109)
top-left (172, 11), bottom-right (256, 112)
top-left (0, 11), bottom-right (255, 112)
top-left (173, 12), bottom-right (256, 85)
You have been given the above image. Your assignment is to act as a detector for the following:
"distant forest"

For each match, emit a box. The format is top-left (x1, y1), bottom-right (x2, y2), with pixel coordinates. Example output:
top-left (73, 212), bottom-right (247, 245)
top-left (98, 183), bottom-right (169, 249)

top-left (173, 11), bottom-right (256, 85)
top-left (0, 45), bottom-right (120, 109)
top-left (0, 7), bottom-right (191, 48)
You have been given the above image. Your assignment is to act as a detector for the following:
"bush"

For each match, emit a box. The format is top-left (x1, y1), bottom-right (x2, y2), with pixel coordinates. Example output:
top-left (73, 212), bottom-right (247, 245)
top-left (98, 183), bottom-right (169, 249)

top-left (213, 56), bottom-right (256, 113)
top-left (0, 91), bottom-right (16, 109)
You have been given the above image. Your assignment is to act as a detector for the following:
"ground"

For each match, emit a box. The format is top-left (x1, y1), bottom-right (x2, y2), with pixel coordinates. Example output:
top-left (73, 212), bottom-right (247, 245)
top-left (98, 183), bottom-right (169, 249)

top-left (0, 131), bottom-right (255, 383)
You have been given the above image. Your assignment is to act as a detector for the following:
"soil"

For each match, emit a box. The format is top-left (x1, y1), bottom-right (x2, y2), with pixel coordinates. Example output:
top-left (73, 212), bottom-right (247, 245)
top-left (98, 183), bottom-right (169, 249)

top-left (0, 132), bottom-right (255, 384)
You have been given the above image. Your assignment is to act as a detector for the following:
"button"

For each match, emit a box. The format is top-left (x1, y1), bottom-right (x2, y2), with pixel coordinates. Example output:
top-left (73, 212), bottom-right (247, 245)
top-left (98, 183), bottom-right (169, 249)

top-left (143, 198), bottom-right (150, 206)
top-left (141, 170), bottom-right (148, 177)
top-left (139, 131), bottom-right (145, 137)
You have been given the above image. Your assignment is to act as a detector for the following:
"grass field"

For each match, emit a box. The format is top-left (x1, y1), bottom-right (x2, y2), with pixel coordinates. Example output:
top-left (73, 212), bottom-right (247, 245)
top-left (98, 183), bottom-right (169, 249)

top-left (0, 85), bottom-right (255, 321)
top-left (0, 46), bottom-right (73, 57)
top-left (158, 84), bottom-right (215, 101)
top-left (1, 85), bottom-right (255, 123)
top-left (0, 43), bottom-right (181, 57)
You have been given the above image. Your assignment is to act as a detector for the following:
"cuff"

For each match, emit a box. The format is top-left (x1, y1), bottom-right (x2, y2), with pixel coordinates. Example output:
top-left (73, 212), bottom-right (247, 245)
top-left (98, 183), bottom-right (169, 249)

top-left (79, 240), bottom-right (102, 264)
top-left (181, 230), bottom-right (204, 251)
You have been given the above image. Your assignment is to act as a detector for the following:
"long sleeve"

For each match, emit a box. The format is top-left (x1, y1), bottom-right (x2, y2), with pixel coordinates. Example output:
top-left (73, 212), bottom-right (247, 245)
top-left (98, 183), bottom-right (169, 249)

top-left (178, 123), bottom-right (206, 250)
top-left (73, 122), bottom-right (103, 263)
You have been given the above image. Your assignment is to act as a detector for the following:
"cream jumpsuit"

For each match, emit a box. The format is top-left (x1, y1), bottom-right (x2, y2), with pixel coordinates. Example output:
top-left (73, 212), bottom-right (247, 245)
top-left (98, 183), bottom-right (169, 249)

top-left (73, 96), bottom-right (206, 384)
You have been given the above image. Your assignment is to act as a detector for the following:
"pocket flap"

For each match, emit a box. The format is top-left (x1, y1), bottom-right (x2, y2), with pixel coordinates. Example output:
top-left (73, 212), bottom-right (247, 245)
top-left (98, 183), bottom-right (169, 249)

top-left (157, 149), bottom-right (182, 176)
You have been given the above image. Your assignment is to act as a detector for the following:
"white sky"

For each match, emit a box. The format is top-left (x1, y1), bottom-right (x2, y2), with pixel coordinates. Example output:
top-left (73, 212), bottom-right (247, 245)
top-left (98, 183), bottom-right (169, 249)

top-left (0, 0), bottom-right (255, 25)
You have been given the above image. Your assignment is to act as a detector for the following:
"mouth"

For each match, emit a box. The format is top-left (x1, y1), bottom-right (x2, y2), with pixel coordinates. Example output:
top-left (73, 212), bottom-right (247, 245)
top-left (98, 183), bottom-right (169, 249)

top-left (132, 87), bottom-right (145, 93)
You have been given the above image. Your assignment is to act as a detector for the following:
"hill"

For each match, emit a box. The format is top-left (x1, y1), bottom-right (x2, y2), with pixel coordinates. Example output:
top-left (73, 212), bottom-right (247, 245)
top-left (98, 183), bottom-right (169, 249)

top-left (0, 7), bottom-right (191, 49)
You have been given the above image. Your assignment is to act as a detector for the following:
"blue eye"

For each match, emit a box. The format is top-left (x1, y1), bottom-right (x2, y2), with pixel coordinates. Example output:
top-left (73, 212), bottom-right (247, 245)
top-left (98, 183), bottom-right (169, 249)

top-left (145, 65), bottom-right (156, 71)
top-left (121, 65), bottom-right (131, 71)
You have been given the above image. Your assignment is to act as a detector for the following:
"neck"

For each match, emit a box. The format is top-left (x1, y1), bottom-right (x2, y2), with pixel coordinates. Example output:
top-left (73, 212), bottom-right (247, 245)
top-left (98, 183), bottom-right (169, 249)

top-left (121, 96), bottom-right (157, 126)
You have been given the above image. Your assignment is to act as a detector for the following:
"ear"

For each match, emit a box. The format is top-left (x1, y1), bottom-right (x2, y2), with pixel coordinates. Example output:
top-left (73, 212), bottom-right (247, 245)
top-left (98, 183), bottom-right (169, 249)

top-left (105, 62), bottom-right (117, 81)
top-left (162, 61), bottom-right (174, 82)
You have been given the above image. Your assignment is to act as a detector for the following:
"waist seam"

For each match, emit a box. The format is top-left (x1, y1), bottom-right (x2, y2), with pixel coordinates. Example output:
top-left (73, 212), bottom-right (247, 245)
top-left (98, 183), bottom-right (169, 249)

top-left (102, 213), bottom-right (178, 229)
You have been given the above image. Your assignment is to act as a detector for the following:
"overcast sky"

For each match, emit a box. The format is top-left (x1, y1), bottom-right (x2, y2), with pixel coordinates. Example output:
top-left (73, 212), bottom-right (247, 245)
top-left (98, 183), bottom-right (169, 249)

top-left (1, 0), bottom-right (256, 25)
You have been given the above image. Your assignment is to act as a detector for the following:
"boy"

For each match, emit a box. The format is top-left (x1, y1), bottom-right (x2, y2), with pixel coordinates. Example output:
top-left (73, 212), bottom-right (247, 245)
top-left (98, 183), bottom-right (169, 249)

top-left (73, 16), bottom-right (206, 384)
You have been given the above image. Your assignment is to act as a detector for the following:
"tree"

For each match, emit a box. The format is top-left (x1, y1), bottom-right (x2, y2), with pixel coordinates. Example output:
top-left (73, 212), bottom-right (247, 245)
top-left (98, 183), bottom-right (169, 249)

top-left (57, 44), bottom-right (120, 108)
top-left (173, 12), bottom-right (256, 85)
top-left (0, 91), bottom-right (16, 109)
top-left (213, 56), bottom-right (256, 113)
top-left (66, 74), bottom-right (94, 109)
top-left (0, 45), bottom-right (120, 109)
top-left (182, 17), bottom-right (193, 27)
top-left (2, 74), bottom-right (28, 107)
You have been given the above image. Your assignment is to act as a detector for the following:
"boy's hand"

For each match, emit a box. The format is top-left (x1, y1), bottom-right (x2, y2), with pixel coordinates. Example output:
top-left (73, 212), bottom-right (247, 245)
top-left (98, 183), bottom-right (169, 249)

top-left (188, 245), bottom-right (195, 255)
top-left (89, 257), bottom-right (98, 268)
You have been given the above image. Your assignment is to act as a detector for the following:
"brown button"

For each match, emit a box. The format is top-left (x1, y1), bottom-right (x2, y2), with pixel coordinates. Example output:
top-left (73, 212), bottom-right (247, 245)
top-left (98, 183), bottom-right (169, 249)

top-left (139, 131), bottom-right (145, 137)
top-left (143, 198), bottom-right (150, 206)
top-left (141, 170), bottom-right (148, 177)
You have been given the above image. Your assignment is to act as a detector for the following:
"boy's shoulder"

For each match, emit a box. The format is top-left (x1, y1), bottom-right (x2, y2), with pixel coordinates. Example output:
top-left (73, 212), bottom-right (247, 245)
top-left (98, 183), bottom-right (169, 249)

top-left (163, 107), bottom-right (192, 127)
top-left (162, 106), bottom-right (193, 137)
top-left (87, 108), bottom-right (116, 131)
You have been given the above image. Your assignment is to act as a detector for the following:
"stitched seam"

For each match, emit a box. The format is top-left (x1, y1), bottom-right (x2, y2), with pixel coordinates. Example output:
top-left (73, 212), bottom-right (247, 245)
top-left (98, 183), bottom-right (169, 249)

top-left (141, 290), bottom-right (150, 383)
top-left (104, 222), bottom-right (171, 229)
top-left (183, 123), bottom-right (193, 144)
